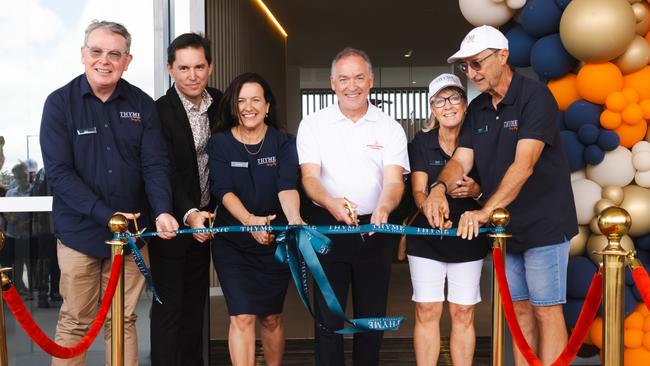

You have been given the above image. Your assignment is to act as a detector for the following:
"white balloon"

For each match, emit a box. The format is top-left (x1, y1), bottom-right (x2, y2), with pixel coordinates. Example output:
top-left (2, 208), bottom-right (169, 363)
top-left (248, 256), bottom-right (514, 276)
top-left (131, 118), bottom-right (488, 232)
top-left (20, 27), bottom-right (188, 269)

top-left (632, 140), bottom-right (650, 153)
top-left (506, 0), bottom-right (527, 9)
top-left (571, 169), bottom-right (587, 182)
top-left (458, 0), bottom-right (515, 27)
top-left (635, 169), bottom-right (650, 187)
top-left (632, 151), bottom-right (650, 171)
top-left (571, 179), bottom-right (602, 225)
top-left (586, 146), bottom-right (635, 187)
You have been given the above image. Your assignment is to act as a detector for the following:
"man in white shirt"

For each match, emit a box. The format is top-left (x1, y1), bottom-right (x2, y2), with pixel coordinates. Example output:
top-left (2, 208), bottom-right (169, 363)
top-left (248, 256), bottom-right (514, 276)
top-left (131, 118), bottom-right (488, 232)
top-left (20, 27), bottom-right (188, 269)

top-left (297, 47), bottom-right (409, 365)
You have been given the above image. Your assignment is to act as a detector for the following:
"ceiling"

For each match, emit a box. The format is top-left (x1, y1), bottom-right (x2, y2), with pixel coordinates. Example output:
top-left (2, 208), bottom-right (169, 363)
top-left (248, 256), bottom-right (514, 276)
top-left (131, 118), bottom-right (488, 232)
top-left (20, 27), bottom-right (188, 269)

top-left (264, 0), bottom-right (475, 68)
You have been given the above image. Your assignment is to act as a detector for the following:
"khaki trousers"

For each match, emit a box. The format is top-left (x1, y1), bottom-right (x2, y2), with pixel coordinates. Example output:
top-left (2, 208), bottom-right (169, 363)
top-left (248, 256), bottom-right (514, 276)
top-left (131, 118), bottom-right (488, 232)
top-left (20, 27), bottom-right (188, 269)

top-left (52, 241), bottom-right (147, 366)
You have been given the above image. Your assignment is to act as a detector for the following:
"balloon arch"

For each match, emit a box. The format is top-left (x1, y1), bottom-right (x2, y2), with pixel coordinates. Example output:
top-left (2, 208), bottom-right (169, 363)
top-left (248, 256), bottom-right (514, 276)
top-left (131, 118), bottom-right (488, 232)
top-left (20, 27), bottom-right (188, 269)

top-left (458, 0), bottom-right (650, 363)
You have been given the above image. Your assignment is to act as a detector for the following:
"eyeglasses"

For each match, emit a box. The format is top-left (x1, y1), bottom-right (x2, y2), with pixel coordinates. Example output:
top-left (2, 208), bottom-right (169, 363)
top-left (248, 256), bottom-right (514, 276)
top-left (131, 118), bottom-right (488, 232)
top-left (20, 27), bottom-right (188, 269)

top-left (431, 93), bottom-right (462, 108)
top-left (85, 45), bottom-right (128, 62)
top-left (457, 50), bottom-right (498, 74)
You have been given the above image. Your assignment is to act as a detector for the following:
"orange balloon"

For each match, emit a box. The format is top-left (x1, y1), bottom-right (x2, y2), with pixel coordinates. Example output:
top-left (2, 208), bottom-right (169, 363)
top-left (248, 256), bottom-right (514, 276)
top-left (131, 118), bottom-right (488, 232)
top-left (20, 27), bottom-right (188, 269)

top-left (622, 103), bottom-right (645, 124)
top-left (615, 119), bottom-right (648, 147)
top-left (624, 66), bottom-right (650, 100)
top-left (547, 74), bottom-right (580, 111)
top-left (644, 331), bottom-right (650, 350)
top-left (626, 328), bottom-right (644, 349)
top-left (624, 88), bottom-right (641, 104)
top-left (591, 316), bottom-right (603, 349)
top-left (577, 63), bottom-right (624, 104)
top-left (624, 347), bottom-right (650, 366)
top-left (607, 91), bottom-right (629, 112)
top-left (644, 315), bottom-right (650, 332)
top-left (627, 311), bottom-right (645, 329)
top-left (640, 99), bottom-right (650, 119)
top-left (601, 109), bottom-right (623, 129)
top-left (637, 302), bottom-right (650, 316)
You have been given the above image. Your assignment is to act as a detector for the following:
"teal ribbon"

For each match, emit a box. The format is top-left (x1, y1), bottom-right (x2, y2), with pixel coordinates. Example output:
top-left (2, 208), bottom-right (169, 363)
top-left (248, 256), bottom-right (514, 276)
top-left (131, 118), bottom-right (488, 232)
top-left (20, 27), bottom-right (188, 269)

top-left (275, 226), bottom-right (404, 334)
top-left (124, 236), bottom-right (162, 304)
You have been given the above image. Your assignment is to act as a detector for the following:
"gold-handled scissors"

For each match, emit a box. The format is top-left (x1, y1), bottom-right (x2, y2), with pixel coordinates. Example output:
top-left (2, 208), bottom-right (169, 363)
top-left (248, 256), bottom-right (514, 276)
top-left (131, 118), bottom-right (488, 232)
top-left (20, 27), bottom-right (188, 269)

top-left (343, 197), bottom-right (358, 227)
top-left (130, 213), bottom-right (146, 242)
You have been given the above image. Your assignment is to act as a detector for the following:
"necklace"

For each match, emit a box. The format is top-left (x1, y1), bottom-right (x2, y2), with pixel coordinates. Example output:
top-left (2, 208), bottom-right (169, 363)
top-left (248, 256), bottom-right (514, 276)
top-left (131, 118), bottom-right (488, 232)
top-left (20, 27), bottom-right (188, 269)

top-left (237, 125), bottom-right (266, 155)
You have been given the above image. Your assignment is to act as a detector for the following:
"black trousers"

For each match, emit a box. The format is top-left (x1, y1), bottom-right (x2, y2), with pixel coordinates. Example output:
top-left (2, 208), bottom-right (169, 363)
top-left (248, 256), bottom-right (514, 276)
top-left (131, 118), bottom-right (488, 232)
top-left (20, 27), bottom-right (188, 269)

top-left (311, 208), bottom-right (395, 366)
top-left (149, 233), bottom-right (210, 366)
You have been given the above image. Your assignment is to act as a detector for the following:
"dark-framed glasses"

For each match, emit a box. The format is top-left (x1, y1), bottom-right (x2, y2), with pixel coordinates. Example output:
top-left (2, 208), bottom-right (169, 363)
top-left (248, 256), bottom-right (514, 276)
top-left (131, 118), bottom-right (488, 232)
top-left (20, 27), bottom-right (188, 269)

top-left (431, 93), bottom-right (462, 108)
top-left (85, 45), bottom-right (128, 62)
top-left (457, 50), bottom-right (499, 74)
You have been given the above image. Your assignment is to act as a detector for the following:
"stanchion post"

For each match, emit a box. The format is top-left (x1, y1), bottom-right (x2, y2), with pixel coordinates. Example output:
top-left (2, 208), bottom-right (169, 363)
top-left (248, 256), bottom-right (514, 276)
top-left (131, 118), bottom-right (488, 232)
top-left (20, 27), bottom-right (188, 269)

top-left (105, 215), bottom-right (128, 366)
top-left (0, 229), bottom-right (9, 366)
top-left (489, 208), bottom-right (511, 366)
top-left (597, 206), bottom-right (631, 366)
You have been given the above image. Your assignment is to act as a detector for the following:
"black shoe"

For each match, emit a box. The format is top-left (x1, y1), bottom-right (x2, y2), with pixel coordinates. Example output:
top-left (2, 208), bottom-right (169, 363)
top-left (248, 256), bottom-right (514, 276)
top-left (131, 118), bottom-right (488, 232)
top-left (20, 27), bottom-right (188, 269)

top-left (38, 296), bottom-right (50, 308)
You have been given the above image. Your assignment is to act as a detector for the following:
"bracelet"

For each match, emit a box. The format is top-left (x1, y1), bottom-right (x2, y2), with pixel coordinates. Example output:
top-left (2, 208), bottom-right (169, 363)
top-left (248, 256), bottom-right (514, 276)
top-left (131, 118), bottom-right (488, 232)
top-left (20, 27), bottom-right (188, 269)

top-left (473, 192), bottom-right (483, 201)
top-left (429, 179), bottom-right (448, 193)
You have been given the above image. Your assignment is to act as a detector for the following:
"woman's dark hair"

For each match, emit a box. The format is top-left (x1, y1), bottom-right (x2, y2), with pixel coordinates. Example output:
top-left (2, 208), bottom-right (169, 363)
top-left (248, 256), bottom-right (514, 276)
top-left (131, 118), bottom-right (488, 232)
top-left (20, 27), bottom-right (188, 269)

top-left (214, 72), bottom-right (278, 133)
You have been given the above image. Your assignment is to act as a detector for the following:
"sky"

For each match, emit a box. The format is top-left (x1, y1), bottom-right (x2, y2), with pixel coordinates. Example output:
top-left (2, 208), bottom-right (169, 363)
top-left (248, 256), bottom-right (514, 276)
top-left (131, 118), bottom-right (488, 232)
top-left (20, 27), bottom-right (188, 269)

top-left (0, 0), bottom-right (155, 173)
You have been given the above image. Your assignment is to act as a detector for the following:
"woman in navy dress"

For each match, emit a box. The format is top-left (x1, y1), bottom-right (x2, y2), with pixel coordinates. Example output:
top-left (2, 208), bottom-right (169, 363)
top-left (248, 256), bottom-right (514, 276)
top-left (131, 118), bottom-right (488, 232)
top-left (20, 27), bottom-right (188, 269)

top-left (408, 74), bottom-right (489, 365)
top-left (208, 72), bottom-right (304, 366)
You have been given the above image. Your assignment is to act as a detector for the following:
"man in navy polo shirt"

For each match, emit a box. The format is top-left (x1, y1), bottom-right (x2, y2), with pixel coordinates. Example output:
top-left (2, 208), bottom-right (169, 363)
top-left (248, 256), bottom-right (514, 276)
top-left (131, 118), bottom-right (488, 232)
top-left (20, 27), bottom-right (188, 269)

top-left (40, 20), bottom-right (178, 366)
top-left (422, 25), bottom-right (578, 365)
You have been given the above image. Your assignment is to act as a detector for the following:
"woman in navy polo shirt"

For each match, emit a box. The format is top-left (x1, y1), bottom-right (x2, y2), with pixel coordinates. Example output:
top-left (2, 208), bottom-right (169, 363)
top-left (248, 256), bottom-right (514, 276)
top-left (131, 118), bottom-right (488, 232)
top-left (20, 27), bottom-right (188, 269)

top-left (208, 72), bottom-right (304, 366)
top-left (408, 73), bottom-right (489, 365)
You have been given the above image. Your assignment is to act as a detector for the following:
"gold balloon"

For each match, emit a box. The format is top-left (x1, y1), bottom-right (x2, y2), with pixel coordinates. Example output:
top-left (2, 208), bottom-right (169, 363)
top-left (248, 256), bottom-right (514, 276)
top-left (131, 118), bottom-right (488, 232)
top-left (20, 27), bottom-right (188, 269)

top-left (620, 185), bottom-right (650, 236)
top-left (560, 0), bottom-right (636, 62)
top-left (602, 185), bottom-right (625, 205)
top-left (613, 35), bottom-right (650, 74)
top-left (634, 2), bottom-right (650, 35)
top-left (590, 217), bottom-right (602, 235)
top-left (594, 199), bottom-right (616, 215)
top-left (569, 225), bottom-right (590, 256)
top-left (586, 234), bottom-right (635, 264)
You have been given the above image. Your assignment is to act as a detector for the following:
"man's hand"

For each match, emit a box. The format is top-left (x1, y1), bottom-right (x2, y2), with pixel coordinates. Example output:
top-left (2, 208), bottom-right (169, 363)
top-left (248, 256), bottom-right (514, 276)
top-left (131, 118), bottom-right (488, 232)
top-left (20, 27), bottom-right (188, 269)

top-left (187, 210), bottom-right (212, 243)
top-left (155, 213), bottom-right (178, 239)
top-left (448, 175), bottom-right (481, 200)
top-left (457, 209), bottom-right (490, 240)
top-left (370, 205), bottom-right (390, 226)
top-left (326, 197), bottom-right (358, 226)
top-left (420, 185), bottom-right (449, 228)
top-left (114, 211), bottom-right (141, 221)
top-left (245, 214), bottom-right (277, 245)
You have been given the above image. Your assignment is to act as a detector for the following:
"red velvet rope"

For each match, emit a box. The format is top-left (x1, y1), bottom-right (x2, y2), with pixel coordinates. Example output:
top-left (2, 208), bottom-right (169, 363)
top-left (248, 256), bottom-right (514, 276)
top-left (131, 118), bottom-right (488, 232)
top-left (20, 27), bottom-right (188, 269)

top-left (2, 254), bottom-right (123, 359)
top-left (492, 248), bottom-right (603, 366)
top-left (631, 266), bottom-right (650, 311)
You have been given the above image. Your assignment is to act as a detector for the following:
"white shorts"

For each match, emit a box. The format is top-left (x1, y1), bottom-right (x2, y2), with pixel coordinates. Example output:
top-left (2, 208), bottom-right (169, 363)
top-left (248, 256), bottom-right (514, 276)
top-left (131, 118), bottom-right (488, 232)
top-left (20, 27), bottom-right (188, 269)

top-left (407, 255), bottom-right (484, 305)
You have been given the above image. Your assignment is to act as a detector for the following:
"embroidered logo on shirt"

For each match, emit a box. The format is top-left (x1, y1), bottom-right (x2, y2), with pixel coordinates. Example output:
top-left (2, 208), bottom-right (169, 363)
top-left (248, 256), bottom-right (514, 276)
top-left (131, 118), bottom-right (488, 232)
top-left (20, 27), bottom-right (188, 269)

top-left (366, 140), bottom-right (384, 150)
top-left (429, 159), bottom-right (447, 166)
top-left (257, 156), bottom-right (277, 167)
top-left (503, 119), bottom-right (518, 131)
top-left (120, 111), bottom-right (141, 123)
top-left (474, 125), bottom-right (489, 134)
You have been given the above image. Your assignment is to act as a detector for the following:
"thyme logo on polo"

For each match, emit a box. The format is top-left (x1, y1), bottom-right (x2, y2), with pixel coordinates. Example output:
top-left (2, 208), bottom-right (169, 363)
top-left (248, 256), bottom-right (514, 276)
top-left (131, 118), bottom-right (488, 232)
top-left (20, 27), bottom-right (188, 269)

top-left (257, 156), bottom-right (277, 167)
top-left (366, 140), bottom-right (384, 150)
top-left (503, 119), bottom-right (518, 131)
top-left (120, 111), bottom-right (141, 123)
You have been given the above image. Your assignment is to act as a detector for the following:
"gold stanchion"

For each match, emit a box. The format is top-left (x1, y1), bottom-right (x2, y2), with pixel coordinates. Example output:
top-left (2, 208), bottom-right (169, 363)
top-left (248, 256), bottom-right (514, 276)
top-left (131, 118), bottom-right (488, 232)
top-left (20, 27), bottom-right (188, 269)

top-left (489, 208), bottom-right (511, 366)
top-left (105, 215), bottom-right (128, 366)
top-left (596, 206), bottom-right (631, 366)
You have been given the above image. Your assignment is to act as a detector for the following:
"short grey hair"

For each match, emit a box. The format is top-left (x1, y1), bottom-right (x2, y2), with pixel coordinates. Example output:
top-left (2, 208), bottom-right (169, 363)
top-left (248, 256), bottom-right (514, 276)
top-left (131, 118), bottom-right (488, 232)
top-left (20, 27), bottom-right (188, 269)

top-left (330, 47), bottom-right (373, 77)
top-left (84, 20), bottom-right (132, 53)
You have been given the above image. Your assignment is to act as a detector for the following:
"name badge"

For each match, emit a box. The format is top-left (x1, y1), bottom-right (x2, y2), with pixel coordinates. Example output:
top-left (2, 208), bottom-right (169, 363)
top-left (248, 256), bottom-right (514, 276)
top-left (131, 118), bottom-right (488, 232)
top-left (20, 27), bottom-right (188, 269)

top-left (76, 127), bottom-right (97, 135)
top-left (474, 125), bottom-right (489, 135)
top-left (429, 159), bottom-right (446, 166)
top-left (231, 161), bottom-right (248, 168)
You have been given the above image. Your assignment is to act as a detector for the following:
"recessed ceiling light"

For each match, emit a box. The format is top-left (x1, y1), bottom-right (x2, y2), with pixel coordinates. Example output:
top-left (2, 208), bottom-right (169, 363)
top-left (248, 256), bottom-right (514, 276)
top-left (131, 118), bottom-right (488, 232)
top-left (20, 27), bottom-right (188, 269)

top-left (403, 50), bottom-right (413, 58)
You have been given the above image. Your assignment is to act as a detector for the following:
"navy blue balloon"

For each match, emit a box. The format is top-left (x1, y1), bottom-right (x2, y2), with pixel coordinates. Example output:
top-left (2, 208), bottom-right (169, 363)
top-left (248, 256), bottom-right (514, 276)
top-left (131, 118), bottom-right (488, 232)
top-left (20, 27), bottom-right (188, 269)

top-left (563, 297), bottom-right (583, 328)
top-left (556, 111), bottom-right (566, 131)
top-left (584, 144), bottom-right (605, 165)
top-left (577, 124), bottom-right (599, 145)
top-left (521, 0), bottom-right (563, 38)
top-left (561, 130), bottom-right (585, 171)
top-left (530, 34), bottom-right (577, 79)
top-left (567, 256), bottom-right (597, 298)
top-left (626, 268), bottom-right (634, 286)
top-left (633, 285), bottom-right (641, 302)
top-left (597, 130), bottom-right (620, 151)
top-left (506, 25), bottom-right (536, 68)
top-left (565, 100), bottom-right (602, 132)
top-left (554, 0), bottom-right (571, 10)
top-left (635, 235), bottom-right (650, 251)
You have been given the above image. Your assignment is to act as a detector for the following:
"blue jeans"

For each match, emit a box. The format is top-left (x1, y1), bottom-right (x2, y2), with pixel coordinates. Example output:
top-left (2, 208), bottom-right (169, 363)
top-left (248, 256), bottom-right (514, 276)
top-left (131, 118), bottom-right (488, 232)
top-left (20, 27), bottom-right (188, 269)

top-left (505, 240), bottom-right (570, 306)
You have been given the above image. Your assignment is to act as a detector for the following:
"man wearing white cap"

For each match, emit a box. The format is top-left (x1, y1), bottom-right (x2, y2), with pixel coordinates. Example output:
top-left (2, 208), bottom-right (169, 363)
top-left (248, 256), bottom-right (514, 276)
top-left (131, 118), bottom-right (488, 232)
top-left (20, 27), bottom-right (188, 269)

top-left (422, 25), bottom-right (578, 365)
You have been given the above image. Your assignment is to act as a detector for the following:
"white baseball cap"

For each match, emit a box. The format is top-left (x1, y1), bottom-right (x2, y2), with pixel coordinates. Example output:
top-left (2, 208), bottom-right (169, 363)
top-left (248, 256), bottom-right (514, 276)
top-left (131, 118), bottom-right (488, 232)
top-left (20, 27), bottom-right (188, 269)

top-left (447, 25), bottom-right (509, 64)
top-left (428, 73), bottom-right (465, 101)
